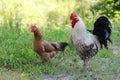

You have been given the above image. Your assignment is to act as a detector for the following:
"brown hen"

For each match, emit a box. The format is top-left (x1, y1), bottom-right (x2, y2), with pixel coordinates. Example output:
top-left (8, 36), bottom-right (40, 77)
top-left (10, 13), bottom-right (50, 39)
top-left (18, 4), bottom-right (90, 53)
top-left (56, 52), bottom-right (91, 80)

top-left (30, 24), bottom-right (68, 62)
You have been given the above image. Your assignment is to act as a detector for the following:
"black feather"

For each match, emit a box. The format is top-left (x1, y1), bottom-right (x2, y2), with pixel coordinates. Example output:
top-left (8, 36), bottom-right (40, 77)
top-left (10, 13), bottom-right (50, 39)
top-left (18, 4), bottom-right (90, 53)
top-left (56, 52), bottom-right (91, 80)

top-left (59, 42), bottom-right (68, 51)
top-left (93, 16), bottom-right (112, 49)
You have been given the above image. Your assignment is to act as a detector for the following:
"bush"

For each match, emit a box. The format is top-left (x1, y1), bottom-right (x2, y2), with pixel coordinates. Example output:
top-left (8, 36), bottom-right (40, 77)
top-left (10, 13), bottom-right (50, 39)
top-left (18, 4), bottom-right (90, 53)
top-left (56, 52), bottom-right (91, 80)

top-left (91, 0), bottom-right (120, 20)
top-left (0, 0), bottom-right (95, 29)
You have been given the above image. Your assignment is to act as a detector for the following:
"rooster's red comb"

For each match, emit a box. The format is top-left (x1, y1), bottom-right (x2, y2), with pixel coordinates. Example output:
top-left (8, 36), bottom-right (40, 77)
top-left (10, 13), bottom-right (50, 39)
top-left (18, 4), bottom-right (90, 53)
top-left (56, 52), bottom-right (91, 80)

top-left (70, 12), bottom-right (77, 20)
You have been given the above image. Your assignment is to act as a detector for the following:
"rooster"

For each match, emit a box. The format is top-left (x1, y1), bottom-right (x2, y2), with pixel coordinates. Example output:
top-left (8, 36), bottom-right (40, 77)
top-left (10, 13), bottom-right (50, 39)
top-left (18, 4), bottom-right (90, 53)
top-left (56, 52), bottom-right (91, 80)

top-left (30, 24), bottom-right (68, 62)
top-left (70, 12), bottom-right (112, 69)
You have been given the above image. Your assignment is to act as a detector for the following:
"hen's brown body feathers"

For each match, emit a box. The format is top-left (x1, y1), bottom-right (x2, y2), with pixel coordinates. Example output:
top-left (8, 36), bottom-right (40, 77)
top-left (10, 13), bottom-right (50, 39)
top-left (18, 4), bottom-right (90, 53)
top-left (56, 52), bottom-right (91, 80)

top-left (31, 25), bottom-right (67, 62)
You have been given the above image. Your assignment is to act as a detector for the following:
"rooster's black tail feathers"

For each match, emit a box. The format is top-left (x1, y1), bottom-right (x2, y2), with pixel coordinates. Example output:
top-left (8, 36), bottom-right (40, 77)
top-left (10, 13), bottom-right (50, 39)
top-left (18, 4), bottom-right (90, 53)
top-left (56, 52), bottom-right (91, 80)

top-left (93, 16), bottom-right (112, 49)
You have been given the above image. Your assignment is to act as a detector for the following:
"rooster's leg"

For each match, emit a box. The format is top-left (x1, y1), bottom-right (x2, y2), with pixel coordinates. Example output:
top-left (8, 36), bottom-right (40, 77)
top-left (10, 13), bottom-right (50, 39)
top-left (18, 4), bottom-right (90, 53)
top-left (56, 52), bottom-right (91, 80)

top-left (83, 57), bottom-right (89, 70)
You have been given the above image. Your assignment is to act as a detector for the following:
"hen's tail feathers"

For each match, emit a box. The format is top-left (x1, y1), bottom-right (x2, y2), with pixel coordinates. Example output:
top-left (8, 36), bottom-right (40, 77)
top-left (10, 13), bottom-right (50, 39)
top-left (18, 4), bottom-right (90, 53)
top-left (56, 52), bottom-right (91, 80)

top-left (93, 16), bottom-right (112, 49)
top-left (51, 42), bottom-right (68, 51)
top-left (59, 42), bottom-right (68, 51)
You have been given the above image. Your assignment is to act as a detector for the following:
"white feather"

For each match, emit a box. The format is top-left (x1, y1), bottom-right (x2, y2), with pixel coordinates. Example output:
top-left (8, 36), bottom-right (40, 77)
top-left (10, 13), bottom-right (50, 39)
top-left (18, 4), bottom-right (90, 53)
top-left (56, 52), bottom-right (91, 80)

top-left (71, 16), bottom-right (89, 44)
top-left (70, 16), bottom-right (101, 50)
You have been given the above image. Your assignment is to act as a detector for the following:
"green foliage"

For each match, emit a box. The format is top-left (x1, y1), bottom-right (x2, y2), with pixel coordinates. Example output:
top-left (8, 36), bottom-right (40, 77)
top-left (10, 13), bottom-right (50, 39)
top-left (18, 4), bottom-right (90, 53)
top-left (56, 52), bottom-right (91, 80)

top-left (0, 25), bottom-right (70, 74)
top-left (0, 0), bottom-right (95, 29)
top-left (91, 0), bottom-right (120, 19)
top-left (0, 68), bottom-right (30, 80)
top-left (0, 0), bottom-right (120, 79)
top-left (0, 23), bottom-right (120, 79)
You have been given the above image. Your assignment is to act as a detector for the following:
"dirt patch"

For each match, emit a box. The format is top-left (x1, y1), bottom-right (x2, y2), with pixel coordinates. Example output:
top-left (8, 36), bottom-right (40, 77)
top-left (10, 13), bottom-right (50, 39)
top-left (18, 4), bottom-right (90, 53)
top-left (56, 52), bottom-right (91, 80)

top-left (113, 49), bottom-right (119, 55)
top-left (30, 73), bottom-right (73, 80)
top-left (115, 78), bottom-right (120, 80)
top-left (44, 74), bottom-right (73, 80)
top-left (112, 45), bottom-right (120, 55)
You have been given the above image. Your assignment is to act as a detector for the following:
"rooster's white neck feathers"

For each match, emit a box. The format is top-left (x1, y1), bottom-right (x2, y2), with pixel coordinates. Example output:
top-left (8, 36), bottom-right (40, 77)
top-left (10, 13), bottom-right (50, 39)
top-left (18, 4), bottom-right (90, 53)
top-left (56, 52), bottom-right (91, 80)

top-left (71, 16), bottom-right (87, 39)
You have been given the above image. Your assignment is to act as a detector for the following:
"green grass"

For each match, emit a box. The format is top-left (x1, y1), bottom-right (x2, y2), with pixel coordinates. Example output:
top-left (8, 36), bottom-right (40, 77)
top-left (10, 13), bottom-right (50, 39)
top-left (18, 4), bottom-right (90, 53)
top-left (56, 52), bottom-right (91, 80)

top-left (0, 68), bottom-right (30, 80)
top-left (0, 24), bottom-right (120, 80)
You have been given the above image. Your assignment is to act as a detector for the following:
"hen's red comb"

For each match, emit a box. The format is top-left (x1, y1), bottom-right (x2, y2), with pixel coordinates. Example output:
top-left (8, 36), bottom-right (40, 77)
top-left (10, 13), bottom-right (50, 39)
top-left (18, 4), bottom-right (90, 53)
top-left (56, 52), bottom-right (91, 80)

top-left (30, 24), bottom-right (36, 32)
top-left (30, 24), bottom-right (35, 27)
top-left (70, 12), bottom-right (77, 20)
